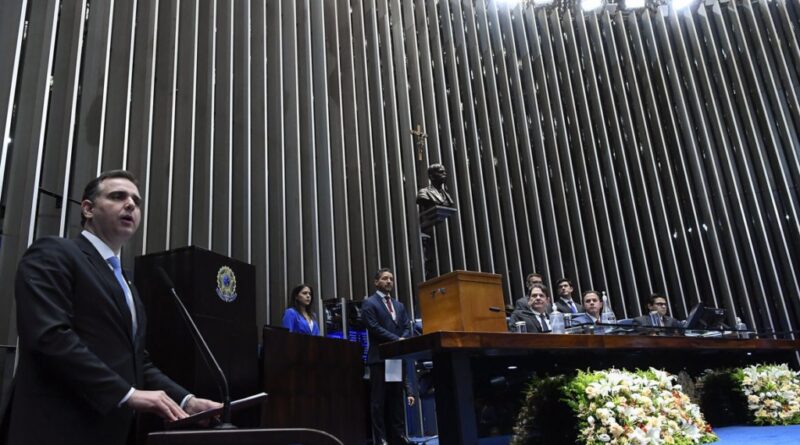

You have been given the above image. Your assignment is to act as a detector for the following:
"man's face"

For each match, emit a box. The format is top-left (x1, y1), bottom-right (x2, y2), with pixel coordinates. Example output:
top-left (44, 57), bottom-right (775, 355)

top-left (582, 293), bottom-right (602, 317)
top-left (375, 271), bottom-right (394, 294)
top-left (649, 297), bottom-right (668, 317)
top-left (81, 177), bottom-right (142, 249)
top-left (557, 281), bottom-right (573, 298)
top-left (526, 274), bottom-right (543, 290)
top-left (528, 288), bottom-right (547, 313)
top-left (430, 166), bottom-right (447, 184)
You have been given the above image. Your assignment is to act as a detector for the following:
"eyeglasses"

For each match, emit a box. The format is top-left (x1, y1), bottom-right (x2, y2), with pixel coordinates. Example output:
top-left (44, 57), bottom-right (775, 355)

top-left (652, 302), bottom-right (667, 306)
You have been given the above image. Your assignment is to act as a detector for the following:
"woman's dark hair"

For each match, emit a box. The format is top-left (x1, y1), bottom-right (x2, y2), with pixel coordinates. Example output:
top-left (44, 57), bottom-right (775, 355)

top-left (288, 284), bottom-right (315, 316)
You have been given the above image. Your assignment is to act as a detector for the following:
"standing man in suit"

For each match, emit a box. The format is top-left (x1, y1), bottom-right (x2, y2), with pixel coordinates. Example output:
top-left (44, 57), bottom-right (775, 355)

top-left (634, 294), bottom-right (681, 335)
top-left (554, 278), bottom-right (580, 315)
top-left (362, 268), bottom-right (416, 445)
top-left (7, 170), bottom-right (220, 444)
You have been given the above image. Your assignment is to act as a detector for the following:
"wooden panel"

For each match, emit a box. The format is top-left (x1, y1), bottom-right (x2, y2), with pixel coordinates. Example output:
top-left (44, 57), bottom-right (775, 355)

top-left (261, 328), bottom-right (366, 444)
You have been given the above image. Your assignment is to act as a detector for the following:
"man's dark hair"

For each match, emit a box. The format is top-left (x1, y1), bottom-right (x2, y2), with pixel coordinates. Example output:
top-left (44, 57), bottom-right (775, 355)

top-left (582, 290), bottom-right (601, 303)
top-left (526, 272), bottom-right (543, 281)
top-left (374, 267), bottom-right (392, 280)
top-left (647, 293), bottom-right (667, 306)
top-left (81, 170), bottom-right (139, 226)
top-left (555, 278), bottom-right (572, 287)
top-left (529, 283), bottom-right (550, 299)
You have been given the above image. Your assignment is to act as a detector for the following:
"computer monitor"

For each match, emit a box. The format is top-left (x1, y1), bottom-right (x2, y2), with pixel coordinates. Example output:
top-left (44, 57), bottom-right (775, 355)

top-left (685, 303), bottom-right (727, 330)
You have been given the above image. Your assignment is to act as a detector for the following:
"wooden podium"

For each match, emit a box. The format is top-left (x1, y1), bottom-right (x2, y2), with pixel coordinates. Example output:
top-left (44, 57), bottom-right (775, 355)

top-left (417, 271), bottom-right (507, 333)
top-left (260, 327), bottom-right (366, 445)
top-left (135, 246), bottom-right (259, 431)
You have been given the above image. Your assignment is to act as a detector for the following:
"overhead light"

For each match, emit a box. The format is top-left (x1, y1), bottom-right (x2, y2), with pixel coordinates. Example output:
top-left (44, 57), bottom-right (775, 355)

top-left (672, 0), bottom-right (695, 10)
top-left (626, 0), bottom-right (646, 8)
top-left (534, 0), bottom-right (555, 5)
top-left (582, 0), bottom-right (604, 11)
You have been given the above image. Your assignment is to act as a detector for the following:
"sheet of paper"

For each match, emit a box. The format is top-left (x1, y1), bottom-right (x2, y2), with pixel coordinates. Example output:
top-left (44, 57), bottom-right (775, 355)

top-left (385, 359), bottom-right (402, 382)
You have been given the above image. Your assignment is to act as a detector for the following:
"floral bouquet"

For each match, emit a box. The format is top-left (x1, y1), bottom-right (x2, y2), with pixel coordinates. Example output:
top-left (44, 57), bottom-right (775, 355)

top-left (511, 368), bottom-right (717, 445)
top-left (733, 364), bottom-right (800, 425)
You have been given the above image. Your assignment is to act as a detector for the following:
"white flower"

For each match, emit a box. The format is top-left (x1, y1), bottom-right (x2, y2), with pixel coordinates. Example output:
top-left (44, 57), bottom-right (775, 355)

top-left (609, 423), bottom-right (625, 438)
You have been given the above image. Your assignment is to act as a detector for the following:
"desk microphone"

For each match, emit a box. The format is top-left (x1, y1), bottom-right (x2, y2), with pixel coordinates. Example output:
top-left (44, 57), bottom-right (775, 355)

top-left (489, 306), bottom-right (515, 315)
top-left (156, 266), bottom-right (235, 429)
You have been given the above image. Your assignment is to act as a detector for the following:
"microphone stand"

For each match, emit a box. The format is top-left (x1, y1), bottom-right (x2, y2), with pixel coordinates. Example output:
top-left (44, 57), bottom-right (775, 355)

top-left (157, 267), bottom-right (235, 429)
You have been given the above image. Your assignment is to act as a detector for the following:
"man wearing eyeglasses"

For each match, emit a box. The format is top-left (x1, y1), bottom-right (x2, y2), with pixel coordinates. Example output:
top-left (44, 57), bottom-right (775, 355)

top-left (634, 294), bottom-right (681, 333)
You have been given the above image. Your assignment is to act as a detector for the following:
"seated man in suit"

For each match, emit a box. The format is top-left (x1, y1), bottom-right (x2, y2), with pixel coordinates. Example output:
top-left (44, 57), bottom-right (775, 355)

top-left (510, 284), bottom-right (551, 333)
top-left (571, 290), bottom-right (603, 325)
top-left (554, 278), bottom-right (581, 315)
top-left (514, 272), bottom-right (544, 311)
top-left (634, 293), bottom-right (682, 335)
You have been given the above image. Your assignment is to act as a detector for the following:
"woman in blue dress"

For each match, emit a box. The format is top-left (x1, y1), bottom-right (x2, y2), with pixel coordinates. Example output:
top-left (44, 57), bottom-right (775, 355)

top-left (282, 284), bottom-right (320, 335)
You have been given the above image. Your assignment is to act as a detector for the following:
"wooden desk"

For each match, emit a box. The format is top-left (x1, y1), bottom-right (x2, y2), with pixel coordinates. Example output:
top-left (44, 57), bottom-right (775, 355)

top-left (382, 332), bottom-right (800, 445)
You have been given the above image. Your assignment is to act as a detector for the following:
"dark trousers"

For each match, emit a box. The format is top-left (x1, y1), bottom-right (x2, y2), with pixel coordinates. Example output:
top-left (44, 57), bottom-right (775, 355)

top-left (369, 363), bottom-right (407, 445)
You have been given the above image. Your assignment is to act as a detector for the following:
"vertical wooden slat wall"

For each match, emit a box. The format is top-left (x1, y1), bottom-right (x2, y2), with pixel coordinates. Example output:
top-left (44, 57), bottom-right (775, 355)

top-left (1, 0), bottom-right (799, 342)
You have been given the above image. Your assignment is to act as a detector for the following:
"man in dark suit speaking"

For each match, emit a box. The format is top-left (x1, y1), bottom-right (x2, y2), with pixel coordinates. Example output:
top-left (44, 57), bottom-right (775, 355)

top-left (7, 170), bottom-right (220, 444)
top-left (362, 268), bottom-right (416, 445)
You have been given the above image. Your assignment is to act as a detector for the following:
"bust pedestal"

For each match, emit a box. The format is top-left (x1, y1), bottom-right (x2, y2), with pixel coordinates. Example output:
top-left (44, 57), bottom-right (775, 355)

top-left (418, 205), bottom-right (457, 280)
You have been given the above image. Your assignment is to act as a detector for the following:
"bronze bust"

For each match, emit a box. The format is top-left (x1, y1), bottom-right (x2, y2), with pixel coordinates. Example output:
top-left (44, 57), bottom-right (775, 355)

top-left (416, 163), bottom-right (454, 210)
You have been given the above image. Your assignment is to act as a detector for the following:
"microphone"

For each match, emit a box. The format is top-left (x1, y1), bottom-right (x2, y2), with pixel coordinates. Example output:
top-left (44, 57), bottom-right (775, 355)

top-left (156, 266), bottom-right (235, 429)
top-left (489, 306), bottom-right (515, 315)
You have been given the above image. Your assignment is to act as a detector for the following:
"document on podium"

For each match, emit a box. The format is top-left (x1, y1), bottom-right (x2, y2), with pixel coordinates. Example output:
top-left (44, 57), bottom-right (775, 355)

top-left (165, 392), bottom-right (268, 429)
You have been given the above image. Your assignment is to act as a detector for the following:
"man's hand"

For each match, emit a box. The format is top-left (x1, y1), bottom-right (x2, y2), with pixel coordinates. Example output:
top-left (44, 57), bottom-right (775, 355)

top-left (184, 396), bottom-right (223, 415)
top-left (127, 390), bottom-right (188, 421)
top-left (407, 395), bottom-right (416, 407)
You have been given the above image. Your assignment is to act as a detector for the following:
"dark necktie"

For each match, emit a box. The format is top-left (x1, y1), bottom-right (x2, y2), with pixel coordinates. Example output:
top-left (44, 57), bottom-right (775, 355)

top-left (539, 314), bottom-right (549, 332)
top-left (384, 295), bottom-right (395, 317)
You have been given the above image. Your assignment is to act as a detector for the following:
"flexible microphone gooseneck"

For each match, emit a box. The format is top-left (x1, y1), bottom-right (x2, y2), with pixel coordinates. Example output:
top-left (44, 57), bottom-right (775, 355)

top-left (156, 266), bottom-right (235, 429)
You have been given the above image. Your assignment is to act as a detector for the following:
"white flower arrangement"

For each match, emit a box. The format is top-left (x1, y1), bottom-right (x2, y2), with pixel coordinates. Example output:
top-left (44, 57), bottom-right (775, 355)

top-left (734, 363), bottom-right (800, 426)
top-left (564, 368), bottom-right (717, 445)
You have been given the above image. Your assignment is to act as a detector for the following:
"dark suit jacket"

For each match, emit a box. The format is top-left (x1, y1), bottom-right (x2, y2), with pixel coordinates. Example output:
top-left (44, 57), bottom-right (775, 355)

top-left (633, 313), bottom-right (681, 328)
top-left (571, 313), bottom-right (598, 325)
top-left (633, 313), bottom-right (682, 336)
top-left (554, 297), bottom-right (580, 314)
top-left (362, 293), bottom-right (410, 366)
top-left (509, 309), bottom-right (550, 333)
top-left (8, 235), bottom-right (188, 445)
